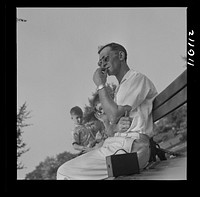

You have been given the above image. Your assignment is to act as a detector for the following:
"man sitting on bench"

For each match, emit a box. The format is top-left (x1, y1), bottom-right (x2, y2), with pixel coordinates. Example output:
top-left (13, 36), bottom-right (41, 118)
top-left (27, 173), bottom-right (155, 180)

top-left (56, 42), bottom-right (158, 180)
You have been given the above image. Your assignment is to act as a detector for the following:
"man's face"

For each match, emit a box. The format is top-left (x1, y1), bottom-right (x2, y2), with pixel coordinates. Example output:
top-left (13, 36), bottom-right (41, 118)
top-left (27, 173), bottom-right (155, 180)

top-left (71, 114), bottom-right (82, 125)
top-left (98, 46), bottom-right (120, 76)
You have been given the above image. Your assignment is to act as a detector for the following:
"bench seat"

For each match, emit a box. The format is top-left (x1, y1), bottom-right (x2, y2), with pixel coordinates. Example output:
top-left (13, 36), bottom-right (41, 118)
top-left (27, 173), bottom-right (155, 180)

top-left (107, 141), bottom-right (187, 180)
top-left (114, 154), bottom-right (186, 180)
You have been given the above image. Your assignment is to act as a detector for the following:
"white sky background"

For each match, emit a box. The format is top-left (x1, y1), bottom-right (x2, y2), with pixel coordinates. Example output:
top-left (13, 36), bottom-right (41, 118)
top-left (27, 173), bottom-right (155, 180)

top-left (17, 7), bottom-right (186, 179)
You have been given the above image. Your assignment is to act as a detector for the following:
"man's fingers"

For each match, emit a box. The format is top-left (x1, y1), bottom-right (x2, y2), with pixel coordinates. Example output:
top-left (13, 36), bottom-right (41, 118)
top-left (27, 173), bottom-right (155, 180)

top-left (119, 117), bottom-right (132, 125)
top-left (120, 128), bottom-right (128, 133)
top-left (119, 117), bottom-right (130, 121)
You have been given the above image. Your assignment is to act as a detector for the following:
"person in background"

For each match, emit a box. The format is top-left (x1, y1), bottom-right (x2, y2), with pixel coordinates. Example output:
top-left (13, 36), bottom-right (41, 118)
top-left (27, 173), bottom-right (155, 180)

top-left (70, 106), bottom-right (96, 153)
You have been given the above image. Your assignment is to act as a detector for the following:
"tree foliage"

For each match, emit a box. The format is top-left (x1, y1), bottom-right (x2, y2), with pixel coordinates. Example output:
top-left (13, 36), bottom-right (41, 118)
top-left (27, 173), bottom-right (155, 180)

top-left (17, 102), bottom-right (31, 170)
top-left (25, 151), bottom-right (78, 180)
top-left (153, 103), bottom-right (187, 142)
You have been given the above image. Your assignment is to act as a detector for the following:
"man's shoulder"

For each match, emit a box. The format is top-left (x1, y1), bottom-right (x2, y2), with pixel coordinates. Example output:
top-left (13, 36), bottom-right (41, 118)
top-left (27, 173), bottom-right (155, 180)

top-left (129, 69), bottom-right (154, 83)
top-left (126, 69), bottom-right (157, 93)
top-left (131, 69), bottom-right (148, 77)
top-left (125, 69), bottom-right (146, 83)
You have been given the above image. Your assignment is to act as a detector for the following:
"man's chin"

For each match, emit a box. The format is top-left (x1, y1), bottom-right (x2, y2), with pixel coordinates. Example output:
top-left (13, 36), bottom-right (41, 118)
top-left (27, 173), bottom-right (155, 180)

top-left (107, 71), bottom-right (112, 76)
top-left (107, 70), bottom-right (111, 75)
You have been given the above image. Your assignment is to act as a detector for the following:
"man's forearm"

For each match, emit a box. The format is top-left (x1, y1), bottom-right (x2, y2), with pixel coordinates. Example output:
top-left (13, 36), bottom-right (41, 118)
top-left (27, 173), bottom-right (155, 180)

top-left (73, 143), bottom-right (85, 151)
top-left (104, 122), bottom-right (119, 137)
top-left (104, 117), bottom-right (132, 136)
top-left (97, 88), bottom-right (133, 136)
top-left (98, 87), bottom-right (120, 124)
top-left (98, 87), bottom-right (132, 124)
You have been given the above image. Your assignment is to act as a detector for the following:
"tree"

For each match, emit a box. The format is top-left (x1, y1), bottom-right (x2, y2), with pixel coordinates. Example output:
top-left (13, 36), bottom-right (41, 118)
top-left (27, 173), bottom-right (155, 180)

top-left (25, 151), bottom-right (78, 180)
top-left (17, 102), bottom-right (31, 170)
top-left (181, 56), bottom-right (187, 68)
top-left (153, 103), bottom-right (187, 142)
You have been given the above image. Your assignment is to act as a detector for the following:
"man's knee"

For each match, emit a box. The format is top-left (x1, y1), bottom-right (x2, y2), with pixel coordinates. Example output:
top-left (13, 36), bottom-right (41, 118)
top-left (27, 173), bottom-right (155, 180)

top-left (56, 164), bottom-right (70, 180)
top-left (56, 165), bottom-right (64, 180)
top-left (131, 134), bottom-right (149, 152)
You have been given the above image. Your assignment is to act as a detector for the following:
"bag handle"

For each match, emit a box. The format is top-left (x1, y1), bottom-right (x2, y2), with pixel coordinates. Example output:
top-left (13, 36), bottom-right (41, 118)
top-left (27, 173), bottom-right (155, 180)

top-left (113, 149), bottom-right (128, 155)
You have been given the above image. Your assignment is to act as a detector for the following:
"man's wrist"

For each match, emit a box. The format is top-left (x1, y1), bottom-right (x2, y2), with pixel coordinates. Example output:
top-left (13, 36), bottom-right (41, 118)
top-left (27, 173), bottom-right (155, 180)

top-left (96, 84), bottom-right (105, 91)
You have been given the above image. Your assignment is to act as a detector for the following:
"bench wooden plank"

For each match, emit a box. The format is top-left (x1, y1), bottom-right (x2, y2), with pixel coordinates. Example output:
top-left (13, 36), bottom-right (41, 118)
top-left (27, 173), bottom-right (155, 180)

top-left (114, 156), bottom-right (187, 180)
top-left (153, 86), bottom-right (187, 122)
top-left (153, 70), bottom-right (187, 111)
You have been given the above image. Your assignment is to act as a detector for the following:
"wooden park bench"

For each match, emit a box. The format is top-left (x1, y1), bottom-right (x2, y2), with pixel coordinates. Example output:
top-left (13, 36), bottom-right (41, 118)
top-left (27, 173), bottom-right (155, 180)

top-left (152, 69), bottom-right (187, 123)
top-left (108, 69), bottom-right (187, 180)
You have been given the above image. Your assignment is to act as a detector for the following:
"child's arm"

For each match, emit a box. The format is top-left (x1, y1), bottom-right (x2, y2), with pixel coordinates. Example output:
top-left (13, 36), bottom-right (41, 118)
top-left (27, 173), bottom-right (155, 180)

top-left (93, 140), bottom-right (104, 149)
top-left (72, 128), bottom-right (88, 151)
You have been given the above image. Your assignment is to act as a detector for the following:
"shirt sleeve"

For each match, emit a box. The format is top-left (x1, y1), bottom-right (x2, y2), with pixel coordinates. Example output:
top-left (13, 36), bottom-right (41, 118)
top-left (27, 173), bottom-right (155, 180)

top-left (116, 72), bottom-right (157, 110)
top-left (72, 127), bottom-right (80, 145)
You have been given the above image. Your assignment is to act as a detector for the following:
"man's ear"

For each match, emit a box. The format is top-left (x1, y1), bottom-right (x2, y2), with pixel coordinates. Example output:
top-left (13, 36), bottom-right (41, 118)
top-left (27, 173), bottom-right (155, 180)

top-left (119, 51), bottom-right (125, 61)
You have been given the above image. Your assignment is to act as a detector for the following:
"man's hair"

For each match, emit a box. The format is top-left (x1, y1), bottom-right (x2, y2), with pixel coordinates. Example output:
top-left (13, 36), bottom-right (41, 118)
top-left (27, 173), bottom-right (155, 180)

top-left (98, 42), bottom-right (127, 62)
top-left (70, 106), bottom-right (83, 117)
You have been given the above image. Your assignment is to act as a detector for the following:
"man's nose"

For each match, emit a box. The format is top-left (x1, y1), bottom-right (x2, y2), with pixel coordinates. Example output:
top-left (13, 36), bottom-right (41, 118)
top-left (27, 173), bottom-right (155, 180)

top-left (101, 63), bottom-right (107, 69)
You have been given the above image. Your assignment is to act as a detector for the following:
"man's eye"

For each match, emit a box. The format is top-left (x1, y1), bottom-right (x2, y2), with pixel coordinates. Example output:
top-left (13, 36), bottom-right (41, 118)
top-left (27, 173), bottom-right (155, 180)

top-left (104, 56), bottom-right (109, 62)
top-left (98, 61), bottom-right (102, 67)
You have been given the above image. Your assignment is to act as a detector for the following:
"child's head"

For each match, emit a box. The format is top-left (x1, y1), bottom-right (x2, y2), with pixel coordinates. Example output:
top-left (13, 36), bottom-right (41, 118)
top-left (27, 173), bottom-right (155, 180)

top-left (70, 106), bottom-right (83, 125)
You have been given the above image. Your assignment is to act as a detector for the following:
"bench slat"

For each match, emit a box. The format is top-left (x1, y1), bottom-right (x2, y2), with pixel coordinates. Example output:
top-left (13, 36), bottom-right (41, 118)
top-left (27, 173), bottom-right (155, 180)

top-left (153, 70), bottom-right (187, 111)
top-left (152, 86), bottom-right (187, 122)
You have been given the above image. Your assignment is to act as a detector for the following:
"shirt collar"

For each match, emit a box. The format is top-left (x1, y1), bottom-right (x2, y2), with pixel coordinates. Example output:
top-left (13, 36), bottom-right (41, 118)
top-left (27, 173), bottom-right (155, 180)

top-left (114, 69), bottom-right (136, 99)
top-left (119, 69), bottom-right (135, 85)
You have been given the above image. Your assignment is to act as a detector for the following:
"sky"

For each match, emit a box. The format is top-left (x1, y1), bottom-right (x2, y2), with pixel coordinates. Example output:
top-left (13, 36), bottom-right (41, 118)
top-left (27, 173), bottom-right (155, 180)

top-left (17, 7), bottom-right (186, 179)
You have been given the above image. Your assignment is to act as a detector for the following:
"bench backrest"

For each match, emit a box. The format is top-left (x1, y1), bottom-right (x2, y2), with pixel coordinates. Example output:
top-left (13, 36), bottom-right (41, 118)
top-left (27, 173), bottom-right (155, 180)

top-left (152, 70), bottom-right (187, 122)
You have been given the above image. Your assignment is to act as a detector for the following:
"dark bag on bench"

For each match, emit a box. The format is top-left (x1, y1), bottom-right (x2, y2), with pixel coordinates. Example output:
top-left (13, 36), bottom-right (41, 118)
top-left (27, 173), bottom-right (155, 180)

top-left (148, 137), bottom-right (181, 163)
top-left (149, 137), bottom-right (167, 162)
top-left (106, 149), bottom-right (140, 177)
